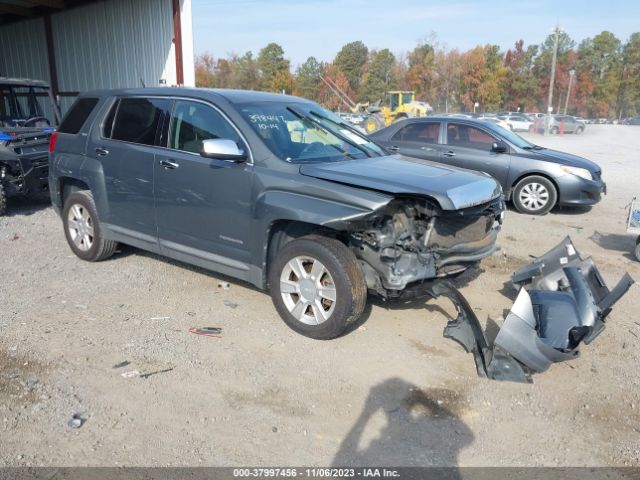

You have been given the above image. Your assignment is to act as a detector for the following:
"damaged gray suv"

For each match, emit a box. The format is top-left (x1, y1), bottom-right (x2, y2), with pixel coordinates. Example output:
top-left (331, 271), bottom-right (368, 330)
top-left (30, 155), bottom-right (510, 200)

top-left (49, 88), bottom-right (504, 340)
top-left (49, 89), bottom-right (633, 382)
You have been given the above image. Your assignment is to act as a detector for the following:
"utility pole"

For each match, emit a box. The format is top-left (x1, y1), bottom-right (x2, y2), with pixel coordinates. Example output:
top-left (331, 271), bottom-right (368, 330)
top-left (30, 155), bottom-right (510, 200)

top-left (564, 69), bottom-right (575, 115)
top-left (545, 25), bottom-right (560, 135)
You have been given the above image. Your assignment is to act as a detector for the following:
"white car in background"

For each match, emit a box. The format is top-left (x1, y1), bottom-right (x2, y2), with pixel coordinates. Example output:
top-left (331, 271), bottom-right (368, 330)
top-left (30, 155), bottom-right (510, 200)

top-left (501, 115), bottom-right (534, 132)
top-left (479, 116), bottom-right (511, 131)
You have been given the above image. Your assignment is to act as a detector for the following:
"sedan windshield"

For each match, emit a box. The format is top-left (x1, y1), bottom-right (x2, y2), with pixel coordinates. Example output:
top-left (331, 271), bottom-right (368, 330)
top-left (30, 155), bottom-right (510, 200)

top-left (238, 102), bottom-right (385, 162)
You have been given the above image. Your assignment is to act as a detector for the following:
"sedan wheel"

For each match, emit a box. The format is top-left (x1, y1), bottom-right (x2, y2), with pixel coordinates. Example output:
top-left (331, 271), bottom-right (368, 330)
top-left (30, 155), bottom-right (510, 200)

top-left (280, 256), bottom-right (337, 325)
top-left (513, 175), bottom-right (558, 215)
top-left (519, 183), bottom-right (549, 211)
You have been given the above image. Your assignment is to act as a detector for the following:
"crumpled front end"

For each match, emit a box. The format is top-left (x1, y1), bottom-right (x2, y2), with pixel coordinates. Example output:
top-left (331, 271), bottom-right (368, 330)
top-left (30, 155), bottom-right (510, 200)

top-left (348, 195), bottom-right (505, 295)
top-left (430, 236), bottom-right (634, 383)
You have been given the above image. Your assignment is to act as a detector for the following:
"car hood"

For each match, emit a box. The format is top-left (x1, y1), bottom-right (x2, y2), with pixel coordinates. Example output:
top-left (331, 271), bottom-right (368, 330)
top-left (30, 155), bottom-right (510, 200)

top-left (516, 148), bottom-right (601, 173)
top-left (299, 154), bottom-right (502, 210)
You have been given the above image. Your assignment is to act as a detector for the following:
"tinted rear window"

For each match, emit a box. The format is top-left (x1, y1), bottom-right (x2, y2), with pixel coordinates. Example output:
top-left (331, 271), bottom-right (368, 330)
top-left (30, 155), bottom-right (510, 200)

top-left (58, 97), bottom-right (99, 134)
top-left (110, 97), bottom-right (170, 146)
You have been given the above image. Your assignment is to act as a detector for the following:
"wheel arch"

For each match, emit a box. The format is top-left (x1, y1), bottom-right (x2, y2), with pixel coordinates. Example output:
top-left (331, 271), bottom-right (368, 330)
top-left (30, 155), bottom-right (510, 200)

top-left (58, 177), bottom-right (90, 206)
top-left (511, 172), bottom-right (560, 199)
top-left (263, 219), bottom-right (344, 289)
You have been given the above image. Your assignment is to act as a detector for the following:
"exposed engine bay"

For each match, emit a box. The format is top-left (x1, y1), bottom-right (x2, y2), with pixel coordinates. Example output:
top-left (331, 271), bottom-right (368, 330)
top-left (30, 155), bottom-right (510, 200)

top-left (348, 195), bottom-right (505, 296)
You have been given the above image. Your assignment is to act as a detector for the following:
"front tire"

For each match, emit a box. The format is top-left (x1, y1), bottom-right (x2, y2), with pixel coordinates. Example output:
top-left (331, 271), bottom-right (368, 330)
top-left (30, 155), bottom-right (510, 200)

top-left (269, 235), bottom-right (367, 340)
top-left (62, 190), bottom-right (118, 261)
top-left (512, 176), bottom-right (557, 215)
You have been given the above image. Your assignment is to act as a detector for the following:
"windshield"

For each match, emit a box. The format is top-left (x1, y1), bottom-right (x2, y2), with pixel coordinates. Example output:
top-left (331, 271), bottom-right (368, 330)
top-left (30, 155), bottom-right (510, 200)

top-left (0, 85), bottom-right (55, 127)
top-left (238, 101), bottom-right (385, 162)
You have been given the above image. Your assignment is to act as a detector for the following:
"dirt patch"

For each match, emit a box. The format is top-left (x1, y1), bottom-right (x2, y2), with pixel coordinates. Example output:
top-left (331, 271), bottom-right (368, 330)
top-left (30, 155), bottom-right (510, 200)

top-left (481, 251), bottom-right (529, 274)
top-left (224, 387), bottom-right (312, 417)
top-left (408, 339), bottom-right (450, 357)
top-left (403, 387), bottom-right (468, 418)
top-left (0, 346), bottom-right (47, 405)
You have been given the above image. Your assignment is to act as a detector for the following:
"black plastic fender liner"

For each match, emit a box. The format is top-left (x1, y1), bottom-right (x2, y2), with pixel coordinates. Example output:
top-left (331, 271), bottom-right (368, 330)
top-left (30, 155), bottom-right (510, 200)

top-left (425, 281), bottom-right (532, 383)
top-left (425, 236), bottom-right (634, 383)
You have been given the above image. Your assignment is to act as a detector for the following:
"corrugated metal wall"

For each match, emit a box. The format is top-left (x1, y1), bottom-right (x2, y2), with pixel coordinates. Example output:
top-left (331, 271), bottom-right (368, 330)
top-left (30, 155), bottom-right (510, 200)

top-left (52, 0), bottom-right (174, 93)
top-left (0, 0), bottom-right (194, 117)
top-left (0, 17), bottom-right (51, 83)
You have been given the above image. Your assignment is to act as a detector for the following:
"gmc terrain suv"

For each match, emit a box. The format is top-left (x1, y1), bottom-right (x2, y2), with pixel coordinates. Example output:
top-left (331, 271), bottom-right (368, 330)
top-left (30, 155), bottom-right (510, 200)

top-left (48, 89), bottom-right (635, 382)
top-left (49, 88), bottom-right (507, 340)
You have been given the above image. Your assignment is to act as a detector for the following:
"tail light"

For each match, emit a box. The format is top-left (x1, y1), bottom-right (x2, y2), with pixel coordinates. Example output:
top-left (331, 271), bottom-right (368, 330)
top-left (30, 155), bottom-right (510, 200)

top-left (48, 131), bottom-right (59, 153)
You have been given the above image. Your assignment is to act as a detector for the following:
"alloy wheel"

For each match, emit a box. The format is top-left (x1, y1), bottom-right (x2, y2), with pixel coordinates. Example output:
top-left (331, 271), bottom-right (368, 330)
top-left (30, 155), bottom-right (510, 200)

top-left (280, 256), bottom-right (337, 325)
top-left (67, 203), bottom-right (94, 251)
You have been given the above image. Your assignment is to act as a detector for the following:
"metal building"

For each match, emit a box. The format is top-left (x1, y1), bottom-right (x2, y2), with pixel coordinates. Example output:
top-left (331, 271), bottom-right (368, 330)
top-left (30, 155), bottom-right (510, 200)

top-left (0, 0), bottom-right (194, 114)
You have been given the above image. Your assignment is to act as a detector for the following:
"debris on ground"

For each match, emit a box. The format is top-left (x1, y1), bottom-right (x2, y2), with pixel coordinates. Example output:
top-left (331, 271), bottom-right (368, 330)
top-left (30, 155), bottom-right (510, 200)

top-left (188, 327), bottom-right (223, 338)
top-left (112, 361), bottom-right (130, 369)
top-left (217, 282), bottom-right (230, 290)
top-left (11, 233), bottom-right (19, 241)
top-left (150, 316), bottom-right (170, 320)
top-left (223, 300), bottom-right (238, 309)
top-left (120, 370), bottom-right (140, 379)
top-left (140, 368), bottom-right (174, 379)
top-left (67, 414), bottom-right (84, 429)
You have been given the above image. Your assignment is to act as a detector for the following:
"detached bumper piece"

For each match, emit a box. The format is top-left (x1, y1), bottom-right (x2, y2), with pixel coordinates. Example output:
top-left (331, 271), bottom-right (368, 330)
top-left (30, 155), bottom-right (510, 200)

top-left (428, 236), bottom-right (634, 383)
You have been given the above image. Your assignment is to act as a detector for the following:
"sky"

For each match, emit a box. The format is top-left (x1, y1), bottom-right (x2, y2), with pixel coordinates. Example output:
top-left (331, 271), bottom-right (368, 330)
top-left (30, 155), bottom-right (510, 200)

top-left (192, 0), bottom-right (640, 67)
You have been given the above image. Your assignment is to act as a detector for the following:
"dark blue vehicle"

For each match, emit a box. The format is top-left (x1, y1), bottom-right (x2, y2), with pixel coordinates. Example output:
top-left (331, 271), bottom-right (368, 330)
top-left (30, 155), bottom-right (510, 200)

top-left (49, 88), bottom-right (505, 340)
top-left (47, 88), bottom-right (633, 383)
top-left (0, 77), bottom-right (61, 215)
top-left (370, 117), bottom-right (606, 215)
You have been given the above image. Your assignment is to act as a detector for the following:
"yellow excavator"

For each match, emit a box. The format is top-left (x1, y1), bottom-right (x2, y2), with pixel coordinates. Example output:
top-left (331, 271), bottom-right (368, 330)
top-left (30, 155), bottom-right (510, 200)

top-left (321, 77), bottom-right (432, 133)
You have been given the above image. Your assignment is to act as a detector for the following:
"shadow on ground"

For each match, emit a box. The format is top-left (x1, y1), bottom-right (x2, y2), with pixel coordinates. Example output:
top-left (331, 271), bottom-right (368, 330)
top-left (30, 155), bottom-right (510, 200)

top-left (332, 377), bottom-right (473, 470)
top-left (590, 230), bottom-right (636, 252)
top-left (3, 194), bottom-right (51, 217)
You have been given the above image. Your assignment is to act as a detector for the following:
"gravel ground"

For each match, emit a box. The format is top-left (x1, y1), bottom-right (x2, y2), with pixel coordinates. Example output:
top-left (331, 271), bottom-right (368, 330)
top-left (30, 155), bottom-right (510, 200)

top-left (1, 125), bottom-right (639, 467)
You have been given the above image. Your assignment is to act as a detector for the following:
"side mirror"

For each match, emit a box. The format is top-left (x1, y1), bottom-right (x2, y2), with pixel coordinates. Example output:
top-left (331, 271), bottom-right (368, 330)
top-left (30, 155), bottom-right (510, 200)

top-left (200, 138), bottom-right (247, 162)
top-left (492, 141), bottom-right (508, 153)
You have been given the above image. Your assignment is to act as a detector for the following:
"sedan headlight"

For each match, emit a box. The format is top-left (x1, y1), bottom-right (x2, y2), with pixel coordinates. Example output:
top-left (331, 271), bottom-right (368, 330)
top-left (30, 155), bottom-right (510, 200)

top-left (560, 165), bottom-right (593, 180)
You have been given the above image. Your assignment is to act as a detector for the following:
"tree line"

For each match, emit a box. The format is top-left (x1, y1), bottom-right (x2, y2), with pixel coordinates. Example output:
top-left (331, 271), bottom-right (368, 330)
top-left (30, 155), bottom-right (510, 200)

top-left (195, 31), bottom-right (640, 119)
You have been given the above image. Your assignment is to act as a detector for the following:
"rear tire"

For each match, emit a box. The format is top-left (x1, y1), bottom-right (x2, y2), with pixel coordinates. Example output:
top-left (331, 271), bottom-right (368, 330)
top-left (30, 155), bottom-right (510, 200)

top-left (0, 182), bottom-right (6, 216)
top-left (635, 240), bottom-right (640, 262)
top-left (269, 235), bottom-right (367, 340)
top-left (576, 126), bottom-right (584, 134)
top-left (62, 190), bottom-right (118, 261)
top-left (512, 175), bottom-right (557, 215)
top-left (551, 126), bottom-right (559, 134)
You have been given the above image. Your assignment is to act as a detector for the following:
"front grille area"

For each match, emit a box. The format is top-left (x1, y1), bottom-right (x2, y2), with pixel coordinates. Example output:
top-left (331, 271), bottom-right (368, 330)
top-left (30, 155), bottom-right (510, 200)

top-left (429, 215), bottom-right (494, 249)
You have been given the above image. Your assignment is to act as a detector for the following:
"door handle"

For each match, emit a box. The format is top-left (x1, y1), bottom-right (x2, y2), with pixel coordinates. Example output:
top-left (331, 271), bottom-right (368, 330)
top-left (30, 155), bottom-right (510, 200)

top-left (443, 151), bottom-right (456, 157)
top-left (159, 159), bottom-right (179, 169)
top-left (95, 147), bottom-right (109, 157)
top-left (388, 145), bottom-right (399, 152)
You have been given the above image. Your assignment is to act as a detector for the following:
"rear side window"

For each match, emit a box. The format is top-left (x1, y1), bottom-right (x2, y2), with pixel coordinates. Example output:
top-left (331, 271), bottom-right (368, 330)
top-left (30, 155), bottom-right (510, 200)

top-left (58, 97), bottom-right (99, 134)
top-left (110, 97), bottom-right (170, 146)
top-left (392, 122), bottom-right (440, 144)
